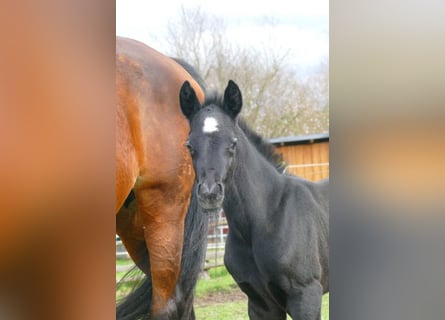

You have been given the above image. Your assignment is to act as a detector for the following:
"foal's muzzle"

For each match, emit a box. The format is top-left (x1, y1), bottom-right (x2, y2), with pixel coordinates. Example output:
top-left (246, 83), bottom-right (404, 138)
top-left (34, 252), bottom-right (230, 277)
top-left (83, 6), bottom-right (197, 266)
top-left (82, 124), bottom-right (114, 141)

top-left (197, 182), bottom-right (224, 210)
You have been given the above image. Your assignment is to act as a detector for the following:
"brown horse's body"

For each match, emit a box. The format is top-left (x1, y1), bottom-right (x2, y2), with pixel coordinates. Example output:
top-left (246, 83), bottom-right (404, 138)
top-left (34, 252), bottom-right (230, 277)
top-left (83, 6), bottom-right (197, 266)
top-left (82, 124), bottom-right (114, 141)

top-left (115, 37), bottom-right (204, 317)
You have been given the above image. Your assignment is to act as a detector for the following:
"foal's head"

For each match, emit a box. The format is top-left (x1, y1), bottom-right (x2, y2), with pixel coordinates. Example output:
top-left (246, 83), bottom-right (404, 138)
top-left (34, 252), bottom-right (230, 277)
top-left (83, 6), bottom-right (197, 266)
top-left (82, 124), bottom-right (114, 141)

top-left (179, 80), bottom-right (242, 210)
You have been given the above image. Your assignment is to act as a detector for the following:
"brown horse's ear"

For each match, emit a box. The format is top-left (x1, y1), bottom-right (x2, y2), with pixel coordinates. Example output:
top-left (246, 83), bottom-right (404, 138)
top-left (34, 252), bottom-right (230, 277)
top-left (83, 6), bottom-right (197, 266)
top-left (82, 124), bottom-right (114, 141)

top-left (223, 80), bottom-right (242, 119)
top-left (179, 81), bottom-right (200, 120)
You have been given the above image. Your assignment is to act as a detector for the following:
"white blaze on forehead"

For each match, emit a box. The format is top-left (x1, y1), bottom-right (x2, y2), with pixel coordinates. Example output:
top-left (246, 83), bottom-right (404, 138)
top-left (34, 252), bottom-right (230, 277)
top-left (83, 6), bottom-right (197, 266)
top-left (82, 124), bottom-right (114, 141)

top-left (202, 117), bottom-right (219, 133)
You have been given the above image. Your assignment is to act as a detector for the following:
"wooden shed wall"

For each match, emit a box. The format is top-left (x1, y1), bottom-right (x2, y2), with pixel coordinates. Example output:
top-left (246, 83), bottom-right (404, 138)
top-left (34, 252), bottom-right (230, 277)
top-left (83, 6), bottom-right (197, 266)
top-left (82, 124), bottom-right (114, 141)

top-left (275, 141), bottom-right (329, 182)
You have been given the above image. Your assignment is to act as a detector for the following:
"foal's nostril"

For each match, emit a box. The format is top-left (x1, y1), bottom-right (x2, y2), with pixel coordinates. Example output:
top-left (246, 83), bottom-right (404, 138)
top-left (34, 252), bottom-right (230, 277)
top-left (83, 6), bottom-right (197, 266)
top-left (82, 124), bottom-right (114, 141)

top-left (197, 181), bottom-right (224, 209)
top-left (199, 182), bottom-right (223, 198)
top-left (198, 183), bottom-right (210, 195)
top-left (208, 183), bottom-right (220, 196)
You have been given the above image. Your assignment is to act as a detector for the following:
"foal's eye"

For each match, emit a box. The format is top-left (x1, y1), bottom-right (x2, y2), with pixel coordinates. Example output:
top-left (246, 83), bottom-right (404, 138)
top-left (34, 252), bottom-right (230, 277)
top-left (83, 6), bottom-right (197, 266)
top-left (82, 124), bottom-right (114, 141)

top-left (185, 140), bottom-right (195, 155)
top-left (228, 138), bottom-right (237, 154)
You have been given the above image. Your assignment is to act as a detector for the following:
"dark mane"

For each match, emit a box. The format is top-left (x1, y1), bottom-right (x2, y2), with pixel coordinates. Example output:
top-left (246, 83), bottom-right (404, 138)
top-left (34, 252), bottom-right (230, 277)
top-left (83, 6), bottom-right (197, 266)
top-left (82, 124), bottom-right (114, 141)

top-left (238, 119), bottom-right (287, 173)
top-left (203, 91), bottom-right (286, 173)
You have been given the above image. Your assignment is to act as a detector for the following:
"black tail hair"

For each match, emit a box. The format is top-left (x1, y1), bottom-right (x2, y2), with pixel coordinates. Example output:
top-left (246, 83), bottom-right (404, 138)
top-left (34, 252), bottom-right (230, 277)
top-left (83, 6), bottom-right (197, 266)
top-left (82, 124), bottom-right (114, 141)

top-left (116, 183), bottom-right (208, 319)
top-left (116, 264), bottom-right (151, 320)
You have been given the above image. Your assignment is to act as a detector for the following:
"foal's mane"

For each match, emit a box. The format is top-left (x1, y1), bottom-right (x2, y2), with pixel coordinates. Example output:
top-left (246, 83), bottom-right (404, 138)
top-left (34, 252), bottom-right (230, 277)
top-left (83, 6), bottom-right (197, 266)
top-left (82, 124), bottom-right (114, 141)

top-left (203, 92), bottom-right (286, 173)
top-left (238, 119), bottom-right (286, 173)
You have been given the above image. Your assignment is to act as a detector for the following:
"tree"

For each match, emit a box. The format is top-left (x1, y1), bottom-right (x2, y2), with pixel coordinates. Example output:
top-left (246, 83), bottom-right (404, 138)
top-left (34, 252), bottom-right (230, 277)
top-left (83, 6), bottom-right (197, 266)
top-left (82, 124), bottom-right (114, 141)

top-left (163, 6), bottom-right (329, 138)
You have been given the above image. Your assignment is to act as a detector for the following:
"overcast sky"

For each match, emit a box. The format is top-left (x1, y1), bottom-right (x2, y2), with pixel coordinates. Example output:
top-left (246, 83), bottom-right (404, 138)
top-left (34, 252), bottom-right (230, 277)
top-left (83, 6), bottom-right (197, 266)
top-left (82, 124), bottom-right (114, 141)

top-left (116, 0), bottom-right (328, 73)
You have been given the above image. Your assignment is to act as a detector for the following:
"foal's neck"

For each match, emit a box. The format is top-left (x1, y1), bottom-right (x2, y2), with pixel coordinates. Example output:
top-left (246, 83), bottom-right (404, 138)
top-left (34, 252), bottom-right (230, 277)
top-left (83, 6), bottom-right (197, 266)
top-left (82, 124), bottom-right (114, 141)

top-left (223, 133), bottom-right (283, 234)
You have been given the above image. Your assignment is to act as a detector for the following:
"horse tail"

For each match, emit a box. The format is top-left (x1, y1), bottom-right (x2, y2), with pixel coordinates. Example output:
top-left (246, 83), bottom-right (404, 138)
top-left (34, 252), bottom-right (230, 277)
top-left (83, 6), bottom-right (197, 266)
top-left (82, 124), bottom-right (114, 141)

top-left (169, 58), bottom-right (209, 317)
top-left (175, 183), bottom-right (209, 318)
top-left (116, 184), bottom-right (208, 319)
top-left (116, 264), bottom-right (152, 320)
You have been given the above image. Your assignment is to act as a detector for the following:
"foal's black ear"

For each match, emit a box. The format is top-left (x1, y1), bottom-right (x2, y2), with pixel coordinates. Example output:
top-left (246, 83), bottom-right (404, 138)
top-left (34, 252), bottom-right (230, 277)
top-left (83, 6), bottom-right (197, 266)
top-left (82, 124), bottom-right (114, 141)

top-left (223, 80), bottom-right (242, 118)
top-left (179, 81), bottom-right (200, 120)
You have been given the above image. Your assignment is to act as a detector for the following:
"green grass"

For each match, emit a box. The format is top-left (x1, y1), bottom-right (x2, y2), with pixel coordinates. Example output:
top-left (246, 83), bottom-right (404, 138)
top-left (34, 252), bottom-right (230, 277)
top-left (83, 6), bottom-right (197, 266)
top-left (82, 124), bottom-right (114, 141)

top-left (116, 281), bottom-right (138, 300)
top-left (116, 260), bottom-right (141, 301)
top-left (116, 271), bottom-right (128, 281)
top-left (194, 266), bottom-right (329, 320)
top-left (116, 263), bottom-right (329, 319)
top-left (195, 266), bottom-right (239, 297)
top-left (116, 258), bottom-right (136, 282)
top-left (322, 293), bottom-right (329, 320)
top-left (116, 258), bottom-right (133, 266)
top-left (196, 294), bottom-right (329, 320)
top-left (196, 300), bottom-right (247, 319)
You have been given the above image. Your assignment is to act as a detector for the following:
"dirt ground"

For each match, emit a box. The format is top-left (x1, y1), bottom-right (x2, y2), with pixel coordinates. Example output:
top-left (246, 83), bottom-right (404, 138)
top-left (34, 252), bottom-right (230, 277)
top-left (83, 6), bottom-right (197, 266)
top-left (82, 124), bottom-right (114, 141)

top-left (195, 287), bottom-right (247, 306)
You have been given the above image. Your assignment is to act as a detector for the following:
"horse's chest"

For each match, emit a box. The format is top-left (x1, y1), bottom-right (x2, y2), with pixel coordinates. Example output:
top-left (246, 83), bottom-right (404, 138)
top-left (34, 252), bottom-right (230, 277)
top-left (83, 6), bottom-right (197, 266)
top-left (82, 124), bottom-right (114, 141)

top-left (225, 237), bottom-right (291, 308)
top-left (225, 236), bottom-right (278, 285)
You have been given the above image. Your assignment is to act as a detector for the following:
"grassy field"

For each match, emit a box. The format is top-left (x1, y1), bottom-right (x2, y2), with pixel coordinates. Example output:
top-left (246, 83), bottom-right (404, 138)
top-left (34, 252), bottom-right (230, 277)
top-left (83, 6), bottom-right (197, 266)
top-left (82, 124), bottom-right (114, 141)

top-left (195, 266), bottom-right (329, 319)
top-left (116, 261), bottom-right (329, 319)
top-left (196, 301), bottom-right (247, 319)
top-left (116, 258), bottom-right (141, 300)
top-left (195, 266), bottom-right (239, 296)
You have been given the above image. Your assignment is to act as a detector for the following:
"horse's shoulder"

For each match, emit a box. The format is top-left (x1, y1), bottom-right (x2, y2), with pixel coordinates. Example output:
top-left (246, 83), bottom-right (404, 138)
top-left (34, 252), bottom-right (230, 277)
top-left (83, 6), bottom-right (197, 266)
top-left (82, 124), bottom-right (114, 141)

top-left (282, 176), bottom-right (314, 200)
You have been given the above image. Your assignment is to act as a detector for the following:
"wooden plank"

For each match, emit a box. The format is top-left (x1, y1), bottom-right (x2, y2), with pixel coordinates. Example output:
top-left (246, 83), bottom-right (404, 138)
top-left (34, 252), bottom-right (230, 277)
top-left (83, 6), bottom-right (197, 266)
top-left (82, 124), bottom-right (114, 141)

top-left (312, 143), bottom-right (321, 181)
top-left (276, 141), bottom-right (329, 181)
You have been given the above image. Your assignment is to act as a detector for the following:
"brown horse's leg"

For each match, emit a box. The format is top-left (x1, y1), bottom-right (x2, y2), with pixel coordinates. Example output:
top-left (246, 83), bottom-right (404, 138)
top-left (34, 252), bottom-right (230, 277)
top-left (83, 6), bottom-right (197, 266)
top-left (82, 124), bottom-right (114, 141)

top-left (116, 200), bottom-right (151, 274)
top-left (118, 236), bottom-right (149, 274)
top-left (136, 187), bottom-right (188, 317)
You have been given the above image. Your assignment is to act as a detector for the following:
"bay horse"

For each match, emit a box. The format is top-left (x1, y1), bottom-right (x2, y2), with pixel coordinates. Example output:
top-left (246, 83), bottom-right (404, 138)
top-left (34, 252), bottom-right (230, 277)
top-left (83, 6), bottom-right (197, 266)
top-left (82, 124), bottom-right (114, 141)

top-left (116, 37), bottom-right (208, 319)
top-left (179, 80), bottom-right (329, 319)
